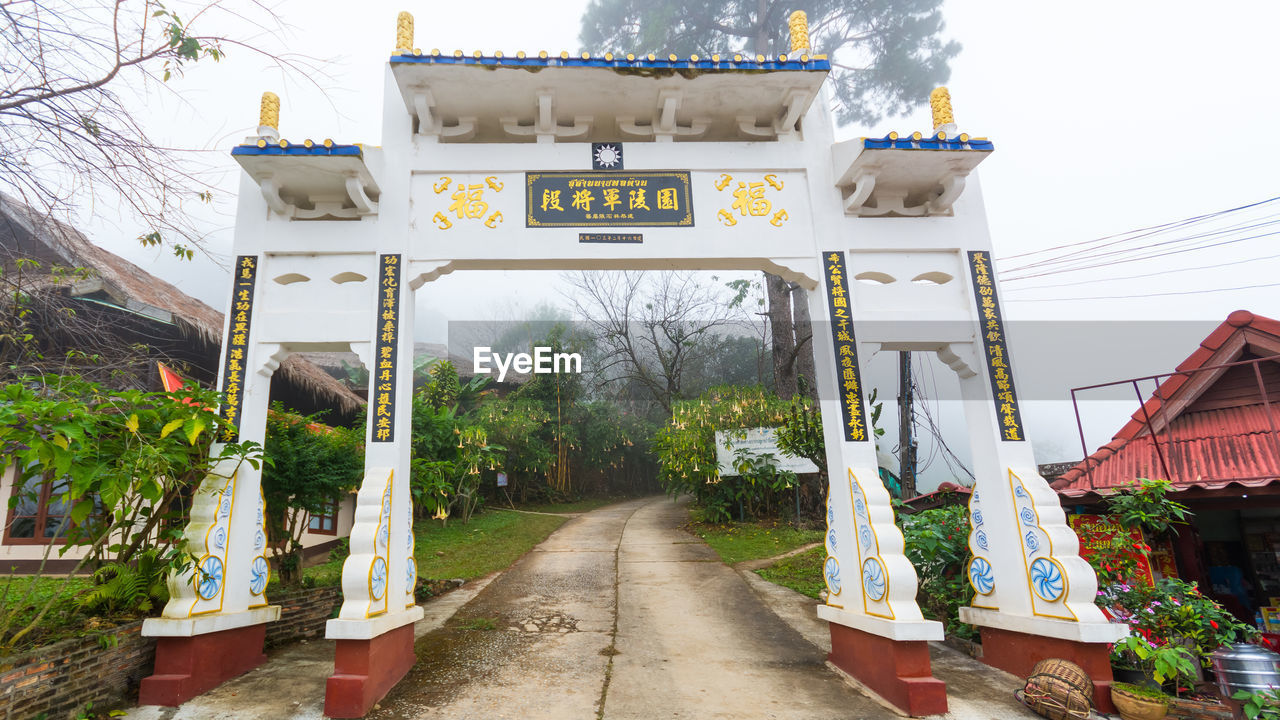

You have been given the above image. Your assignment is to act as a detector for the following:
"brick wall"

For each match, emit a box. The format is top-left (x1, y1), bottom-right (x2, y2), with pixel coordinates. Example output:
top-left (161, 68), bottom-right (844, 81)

top-left (0, 620), bottom-right (153, 720)
top-left (0, 585), bottom-right (342, 720)
top-left (264, 586), bottom-right (342, 648)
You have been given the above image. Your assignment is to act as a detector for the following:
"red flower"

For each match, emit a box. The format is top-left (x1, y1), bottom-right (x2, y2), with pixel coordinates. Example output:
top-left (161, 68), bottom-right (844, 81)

top-left (1210, 620), bottom-right (1219, 630)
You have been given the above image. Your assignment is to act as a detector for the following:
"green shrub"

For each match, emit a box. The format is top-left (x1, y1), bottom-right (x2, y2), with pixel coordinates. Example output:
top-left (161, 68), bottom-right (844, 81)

top-left (898, 503), bottom-right (976, 639)
top-left (653, 385), bottom-right (792, 521)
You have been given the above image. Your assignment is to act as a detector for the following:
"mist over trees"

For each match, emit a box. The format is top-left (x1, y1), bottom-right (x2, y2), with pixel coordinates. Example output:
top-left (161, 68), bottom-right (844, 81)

top-left (580, 0), bottom-right (960, 401)
top-left (579, 0), bottom-right (960, 126)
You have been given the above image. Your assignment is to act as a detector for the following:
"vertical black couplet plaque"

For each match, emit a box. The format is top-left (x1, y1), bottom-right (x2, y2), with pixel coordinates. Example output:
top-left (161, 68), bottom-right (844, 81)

top-left (372, 254), bottom-right (402, 443)
top-left (822, 250), bottom-right (869, 442)
top-left (219, 255), bottom-right (258, 442)
top-left (967, 251), bottom-right (1025, 441)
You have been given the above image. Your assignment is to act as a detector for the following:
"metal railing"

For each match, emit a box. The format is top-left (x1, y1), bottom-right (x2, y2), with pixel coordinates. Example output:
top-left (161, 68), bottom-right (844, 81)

top-left (1069, 353), bottom-right (1280, 484)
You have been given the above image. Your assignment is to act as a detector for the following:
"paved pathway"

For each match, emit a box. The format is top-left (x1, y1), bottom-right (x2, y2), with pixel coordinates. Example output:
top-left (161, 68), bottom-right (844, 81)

top-left (128, 496), bottom-right (1038, 719)
top-left (366, 496), bottom-right (887, 719)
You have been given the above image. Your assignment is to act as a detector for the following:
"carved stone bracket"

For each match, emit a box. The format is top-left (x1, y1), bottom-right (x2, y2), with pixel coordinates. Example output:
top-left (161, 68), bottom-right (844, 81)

top-left (410, 87), bottom-right (477, 141)
top-left (619, 89), bottom-right (709, 141)
top-left (255, 343), bottom-right (289, 376)
top-left (937, 343), bottom-right (978, 379)
top-left (738, 88), bottom-right (811, 140)
top-left (501, 90), bottom-right (591, 143)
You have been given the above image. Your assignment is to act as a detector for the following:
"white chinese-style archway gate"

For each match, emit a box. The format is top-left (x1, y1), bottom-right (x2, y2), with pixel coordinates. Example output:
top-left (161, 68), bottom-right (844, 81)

top-left (137, 11), bottom-right (1125, 718)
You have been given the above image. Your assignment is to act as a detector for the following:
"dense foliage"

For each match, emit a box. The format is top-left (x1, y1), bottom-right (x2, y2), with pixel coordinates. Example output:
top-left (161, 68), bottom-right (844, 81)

top-left (0, 375), bottom-right (261, 646)
top-left (898, 503), bottom-right (975, 639)
top-left (653, 385), bottom-right (793, 521)
top-left (261, 405), bottom-right (364, 583)
top-left (1086, 479), bottom-right (1247, 696)
top-left (409, 340), bottom-right (648, 524)
top-left (1104, 478), bottom-right (1191, 536)
top-left (1104, 578), bottom-right (1256, 676)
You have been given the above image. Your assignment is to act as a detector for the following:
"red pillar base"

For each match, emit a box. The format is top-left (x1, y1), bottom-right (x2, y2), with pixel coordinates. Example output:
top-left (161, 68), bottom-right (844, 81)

top-left (325, 624), bottom-right (416, 719)
top-left (828, 623), bottom-right (948, 717)
top-left (977, 626), bottom-right (1116, 714)
top-left (138, 623), bottom-right (268, 706)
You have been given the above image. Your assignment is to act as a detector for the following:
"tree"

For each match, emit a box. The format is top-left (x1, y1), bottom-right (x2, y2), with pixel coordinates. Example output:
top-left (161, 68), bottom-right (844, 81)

top-left (261, 404), bottom-right (363, 585)
top-left (0, 374), bottom-right (262, 646)
top-left (580, 0), bottom-right (959, 401)
top-left (579, 0), bottom-right (960, 126)
top-left (0, 1), bottom-right (305, 258)
top-left (564, 271), bottom-right (740, 417)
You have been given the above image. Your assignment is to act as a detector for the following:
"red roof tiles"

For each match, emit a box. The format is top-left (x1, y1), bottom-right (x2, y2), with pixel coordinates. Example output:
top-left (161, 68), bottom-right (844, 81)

top-left (1053, 311), bottom-right (1280, 497)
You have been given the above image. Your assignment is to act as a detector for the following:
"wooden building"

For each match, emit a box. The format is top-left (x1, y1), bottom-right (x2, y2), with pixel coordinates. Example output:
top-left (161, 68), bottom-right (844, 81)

top-left (0, 193), bottom-right (366, 570)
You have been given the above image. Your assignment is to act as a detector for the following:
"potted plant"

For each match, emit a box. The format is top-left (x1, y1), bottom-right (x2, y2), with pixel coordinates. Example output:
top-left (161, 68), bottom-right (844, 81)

top-left (1110, 636), bottom-right (1198, 719)
top-left (1112, 681), bottom-right (1171, 720)
top-left (1104, 579), bottom-right (1259, 685)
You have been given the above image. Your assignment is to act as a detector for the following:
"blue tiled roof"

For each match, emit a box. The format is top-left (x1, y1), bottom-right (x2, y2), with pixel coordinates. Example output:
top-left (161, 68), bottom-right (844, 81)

top-left (863, 133), bottom-right (994, 151)
top-left (231, 142), bottom-right (363, 157)
top-left (390, 52), bottom-right (830, 73)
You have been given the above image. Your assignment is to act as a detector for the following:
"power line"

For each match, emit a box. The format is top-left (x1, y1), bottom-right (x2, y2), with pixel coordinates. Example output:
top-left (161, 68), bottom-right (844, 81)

top-left (996, 196), bottom-right (1280, 268)
top-left (1002, 225), bottom-right (1280, 283)
top-left (1007, 279), bottom-right (1280, 303)
top-left (1003, 250), bottom-right (1280, 292)
top-left (911, 361), bottom-right (974, 483)
top-left (1003, 211), bottom-right (1280, 276)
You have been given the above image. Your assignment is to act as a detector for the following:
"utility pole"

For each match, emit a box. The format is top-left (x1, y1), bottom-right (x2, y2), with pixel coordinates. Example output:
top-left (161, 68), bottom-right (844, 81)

top-left (898, 351), bottom-right (917, 499)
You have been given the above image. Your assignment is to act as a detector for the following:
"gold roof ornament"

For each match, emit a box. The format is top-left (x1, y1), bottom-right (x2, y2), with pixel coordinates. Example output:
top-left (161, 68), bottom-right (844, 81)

top-left (259, 91), bottom-right (280, 131)
top-left (395, 11), bottom-right (414, 54)
top-left (930, 86), bottom-right (954, 130)
top-left (789, 10), bottom-right (810, 53)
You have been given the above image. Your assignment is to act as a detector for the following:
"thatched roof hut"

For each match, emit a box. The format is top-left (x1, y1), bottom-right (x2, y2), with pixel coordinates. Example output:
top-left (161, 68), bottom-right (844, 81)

top-left (0, 192), bottom-right (365, 424)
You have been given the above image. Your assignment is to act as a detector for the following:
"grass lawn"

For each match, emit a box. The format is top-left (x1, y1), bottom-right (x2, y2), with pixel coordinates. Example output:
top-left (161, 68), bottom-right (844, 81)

top-left (0, 574), bottom-right (96, 651)
top-left (0, 509), bottom-right (568, 653)
top-left (756, 546), bottom-right (825, 599)
top-left (691, 521), bottom-right (822, 565)
top-left (305, 507), bottom-right (567, 586)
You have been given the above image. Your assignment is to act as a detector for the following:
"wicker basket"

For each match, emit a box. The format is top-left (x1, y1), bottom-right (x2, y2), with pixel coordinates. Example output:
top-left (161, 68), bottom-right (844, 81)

top-left (1016, 658), bottom-right (1094, 720)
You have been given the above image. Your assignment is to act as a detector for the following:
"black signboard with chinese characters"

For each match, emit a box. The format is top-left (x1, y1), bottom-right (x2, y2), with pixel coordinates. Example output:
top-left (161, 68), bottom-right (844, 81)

top-left (372, 254), bottom-right (402, 443)
top-left (967, 251), bottom-right (1025, 441)
top-left (219, 255), bottom-right (258, 441)
top-left (526, 172), bottom-right (693, 227)
top-left (821, 251), bottom-right (869, 442)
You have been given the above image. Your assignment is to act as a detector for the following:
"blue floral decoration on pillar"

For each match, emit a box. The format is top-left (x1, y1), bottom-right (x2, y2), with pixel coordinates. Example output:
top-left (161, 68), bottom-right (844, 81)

top-left (824, 556), bottom-right (841, 595)
top-left (370, 557), bottom-right (388, 601)
top-left (861, 557), bottom-right (887, 601)
top-left (249, 556), bottom-right (269, 596)
top-left (1030, 557), bottom-right (1065, 602)
top-left (197, 555), bottom-right (223, 600)
top-left (968, 557), bottom-right (994, 595)
top-left (407, 557), bottom-right (417, 592)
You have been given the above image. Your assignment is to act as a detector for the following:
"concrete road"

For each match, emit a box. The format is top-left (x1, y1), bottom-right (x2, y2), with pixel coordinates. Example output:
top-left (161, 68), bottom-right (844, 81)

top-left (368, 496), bottom-right (889, 720)
top-left (129, 496), bottom-right (1036, 719)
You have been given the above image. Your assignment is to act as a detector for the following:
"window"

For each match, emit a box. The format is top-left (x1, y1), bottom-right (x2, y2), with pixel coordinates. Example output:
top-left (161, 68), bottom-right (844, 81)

top-left (308, 499), bottom-right (339, 535)
top-left (6, 475), bottom-right (74, 544)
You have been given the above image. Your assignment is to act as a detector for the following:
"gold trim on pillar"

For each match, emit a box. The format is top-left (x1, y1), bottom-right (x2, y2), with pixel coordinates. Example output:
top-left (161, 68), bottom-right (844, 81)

top-left (1007, 469), bottom-right (1076, 620)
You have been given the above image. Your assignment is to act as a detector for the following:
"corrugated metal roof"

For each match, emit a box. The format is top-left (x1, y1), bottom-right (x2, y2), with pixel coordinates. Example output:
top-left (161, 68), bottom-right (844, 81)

top-left (1054, 310), bottom-right (1280, 497)
top-left (1057, 405), bottom-right (1280, 497)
